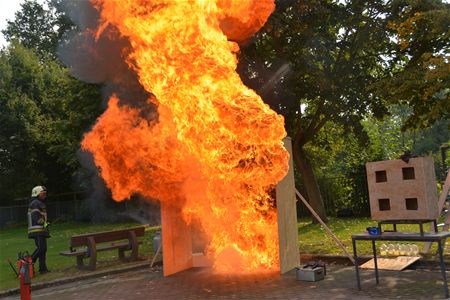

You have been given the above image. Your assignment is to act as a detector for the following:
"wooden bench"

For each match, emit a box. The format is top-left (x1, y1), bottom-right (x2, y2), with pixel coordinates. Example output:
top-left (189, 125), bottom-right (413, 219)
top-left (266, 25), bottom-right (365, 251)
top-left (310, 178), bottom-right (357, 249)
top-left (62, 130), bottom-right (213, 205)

top-left (59, 226), bottom-right (145, 270)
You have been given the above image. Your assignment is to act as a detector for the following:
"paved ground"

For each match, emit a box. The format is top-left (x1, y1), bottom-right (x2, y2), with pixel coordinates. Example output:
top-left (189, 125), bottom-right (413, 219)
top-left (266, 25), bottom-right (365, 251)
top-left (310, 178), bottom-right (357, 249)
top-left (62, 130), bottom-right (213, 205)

top-left (2, 264), bottom-right (449, 300)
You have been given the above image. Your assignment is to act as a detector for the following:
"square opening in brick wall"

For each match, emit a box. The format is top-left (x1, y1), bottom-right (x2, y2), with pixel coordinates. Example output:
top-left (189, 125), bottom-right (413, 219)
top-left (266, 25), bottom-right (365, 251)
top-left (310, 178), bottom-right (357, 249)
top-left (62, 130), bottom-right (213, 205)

top-left (378, 198), bottom-right (391, 211)
top-left (376, 170), bottom-right (387, 182)
top-left (402, 167), bottom-right (415, 180)
top-left (405, 198), bottom-right (418, 210)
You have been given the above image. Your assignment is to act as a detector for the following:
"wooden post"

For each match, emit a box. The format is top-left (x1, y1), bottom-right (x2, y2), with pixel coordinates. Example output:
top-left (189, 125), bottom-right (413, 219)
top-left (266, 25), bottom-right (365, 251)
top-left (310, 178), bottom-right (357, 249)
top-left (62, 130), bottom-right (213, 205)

top-left (424, 171), bottom-right (450, 252)
top-left (295, 189), bottom-right (355, 264)
top-left (276, 137), bottom-right (300, 274)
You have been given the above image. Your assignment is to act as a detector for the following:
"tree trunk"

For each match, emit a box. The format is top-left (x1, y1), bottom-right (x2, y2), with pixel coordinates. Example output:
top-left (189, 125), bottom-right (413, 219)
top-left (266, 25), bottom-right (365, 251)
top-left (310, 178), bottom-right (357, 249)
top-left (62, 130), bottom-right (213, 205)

top-left (293, 142), bottom-right (328, 223)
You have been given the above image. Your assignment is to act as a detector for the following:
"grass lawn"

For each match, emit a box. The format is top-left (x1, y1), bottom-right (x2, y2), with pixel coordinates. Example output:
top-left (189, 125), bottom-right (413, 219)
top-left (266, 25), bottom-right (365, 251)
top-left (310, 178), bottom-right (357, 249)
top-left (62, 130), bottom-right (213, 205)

top-left (1, 217), bottom-right (447, 291)
top-left (298, 217), bottom-right (448, 257)
top-left (0, 221), bottom-right (160, 291)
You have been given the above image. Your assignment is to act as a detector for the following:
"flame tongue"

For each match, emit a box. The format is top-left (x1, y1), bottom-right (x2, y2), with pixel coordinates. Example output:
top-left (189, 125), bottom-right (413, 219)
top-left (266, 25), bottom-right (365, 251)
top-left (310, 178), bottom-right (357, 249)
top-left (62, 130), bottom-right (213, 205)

top-left (83, 0), bottom-right (288, 272)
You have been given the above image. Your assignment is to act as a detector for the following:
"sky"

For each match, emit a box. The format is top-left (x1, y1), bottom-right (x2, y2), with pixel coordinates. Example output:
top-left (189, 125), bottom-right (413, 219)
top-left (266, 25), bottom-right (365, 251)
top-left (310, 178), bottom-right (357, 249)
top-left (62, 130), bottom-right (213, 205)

top-left (0, 0), bottom-right (25, 47)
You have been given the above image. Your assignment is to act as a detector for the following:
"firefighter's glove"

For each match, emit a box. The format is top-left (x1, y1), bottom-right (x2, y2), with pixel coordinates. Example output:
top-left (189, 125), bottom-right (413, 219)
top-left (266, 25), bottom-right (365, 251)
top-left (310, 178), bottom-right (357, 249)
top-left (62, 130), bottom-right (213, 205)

top-left (44, 221), bottom-right (50, 228)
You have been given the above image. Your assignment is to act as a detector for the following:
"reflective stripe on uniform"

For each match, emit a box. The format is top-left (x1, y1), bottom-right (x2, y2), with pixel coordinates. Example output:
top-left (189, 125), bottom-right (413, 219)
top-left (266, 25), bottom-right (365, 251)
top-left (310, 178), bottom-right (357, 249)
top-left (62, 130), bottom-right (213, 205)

top-left (28, 225), bottom-right (44, 229)
top-left (28, 228), bottom-right (46, 233)
top-left (28, 208), bottom-right (47, 231)
top-left (28, 209), bottom-right (47, 219)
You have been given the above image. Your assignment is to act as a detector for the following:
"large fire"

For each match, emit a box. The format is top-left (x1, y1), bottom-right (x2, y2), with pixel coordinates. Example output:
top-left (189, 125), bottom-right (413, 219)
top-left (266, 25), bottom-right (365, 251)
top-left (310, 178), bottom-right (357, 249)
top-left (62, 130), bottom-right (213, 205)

top-left (82, 0), bottom-right (289, 272)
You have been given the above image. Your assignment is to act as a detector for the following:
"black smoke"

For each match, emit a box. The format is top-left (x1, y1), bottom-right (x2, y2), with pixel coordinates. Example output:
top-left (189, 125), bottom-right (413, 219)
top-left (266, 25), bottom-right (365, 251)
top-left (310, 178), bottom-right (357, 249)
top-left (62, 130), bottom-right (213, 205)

top-left (59, 0), bottom-right (159, 223)
top-left (58, 0), bottom-right (155, 113)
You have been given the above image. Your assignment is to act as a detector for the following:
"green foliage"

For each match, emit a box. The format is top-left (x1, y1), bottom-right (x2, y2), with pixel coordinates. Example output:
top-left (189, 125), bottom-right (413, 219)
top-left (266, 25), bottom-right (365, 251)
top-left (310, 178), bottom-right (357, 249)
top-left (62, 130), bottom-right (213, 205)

top-left (1, 0), bottom-right (76, 57)
top-left (0, 43), bottom-right (102, 204)
top-left (303, 122), bottom-right (382, 215)
top-left (0, 0), bottom-right (102, 205)
top-left (363, 105), bottom-right (449, 179)
top-left (239, 0), bottom-right (401, 219)
top-left (239, 0), bottom-right (449, 219)
top-left (301, 104), bottom-right (448, 214)
top-left (241, 0), bottom-right (394, 142)
top-left (241, 0), bottom-right (448, 144)
top-left (372, 0), bottom-right (450, 128)
top-left (412, 119), bottom-right (450, 155)
top-left (1, 0), bottom-right (448, 217)
top-left (362, 105), bottom-right (418, 160)
top-left (411, 119), bottom-right (450, 179)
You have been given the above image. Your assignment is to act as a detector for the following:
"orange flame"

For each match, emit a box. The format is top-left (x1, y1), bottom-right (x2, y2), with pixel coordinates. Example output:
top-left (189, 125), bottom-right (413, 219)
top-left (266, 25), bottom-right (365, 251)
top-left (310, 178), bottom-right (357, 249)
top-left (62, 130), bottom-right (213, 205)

top-left (82, 0), bottom-right (288, 272)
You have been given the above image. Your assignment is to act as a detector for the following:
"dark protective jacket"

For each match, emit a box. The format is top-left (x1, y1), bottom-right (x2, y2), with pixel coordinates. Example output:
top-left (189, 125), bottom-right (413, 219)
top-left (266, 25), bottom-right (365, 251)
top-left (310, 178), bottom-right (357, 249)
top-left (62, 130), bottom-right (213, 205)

top-left (28, 198), bottom-right (50, 238)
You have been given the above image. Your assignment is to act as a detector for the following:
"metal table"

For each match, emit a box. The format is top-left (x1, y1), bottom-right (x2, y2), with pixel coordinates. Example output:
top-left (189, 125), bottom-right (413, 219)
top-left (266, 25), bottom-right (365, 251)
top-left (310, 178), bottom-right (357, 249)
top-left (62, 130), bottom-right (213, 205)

top-left (352, 231), bottom-right (450, 298)
top-left (377, 219), bottom-right (438, 236)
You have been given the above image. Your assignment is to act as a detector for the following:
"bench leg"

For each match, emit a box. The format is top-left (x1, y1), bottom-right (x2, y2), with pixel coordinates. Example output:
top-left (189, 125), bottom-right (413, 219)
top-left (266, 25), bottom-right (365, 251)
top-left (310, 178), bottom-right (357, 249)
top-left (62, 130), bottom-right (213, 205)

top-left (87, 237), bottom-right (97, 271)
top-left (118, 248), bottom-right (126, 261)
top-left (76, 256), bottom-right (84, 269)
top-left (128, 231), bottom-right (138, 261)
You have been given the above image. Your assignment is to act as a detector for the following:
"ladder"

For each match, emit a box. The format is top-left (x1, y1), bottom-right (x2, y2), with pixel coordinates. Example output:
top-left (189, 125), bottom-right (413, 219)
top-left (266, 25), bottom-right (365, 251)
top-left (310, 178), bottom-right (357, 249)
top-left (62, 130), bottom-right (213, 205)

top-left (424, 170), bottom-right (450, 253)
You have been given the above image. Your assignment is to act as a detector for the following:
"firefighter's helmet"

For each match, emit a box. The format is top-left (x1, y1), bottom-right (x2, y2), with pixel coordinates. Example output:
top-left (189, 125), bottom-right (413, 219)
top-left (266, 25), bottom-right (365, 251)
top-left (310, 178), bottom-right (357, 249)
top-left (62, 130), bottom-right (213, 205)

top-left (31, 186), bottom-right (46, 197)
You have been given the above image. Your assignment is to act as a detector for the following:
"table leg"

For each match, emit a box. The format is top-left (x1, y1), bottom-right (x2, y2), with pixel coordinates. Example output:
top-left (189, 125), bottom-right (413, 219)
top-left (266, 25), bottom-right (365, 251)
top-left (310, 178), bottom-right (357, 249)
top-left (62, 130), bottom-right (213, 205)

top-left (352, 238), bottom-right (361, 290)
top-left (437, 240), bottom-right (449, 298)
top-left (420, 224), bottom-right (424, 236)
top-left (372, 240), bottom-right (379, 284)
top-left (434, 220), bottom-right (438, 233)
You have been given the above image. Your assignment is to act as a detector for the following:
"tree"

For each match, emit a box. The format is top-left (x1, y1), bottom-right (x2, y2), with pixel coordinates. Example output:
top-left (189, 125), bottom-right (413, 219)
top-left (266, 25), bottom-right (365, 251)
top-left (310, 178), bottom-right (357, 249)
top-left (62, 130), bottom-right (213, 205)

top-left (239, 0), bottom-right (449, 221)
top-left (0, 0), bottom-right (102, 204)
top-left (239, 0), bottom-right (394, 221)
top-left (0, 42), bottom-right (102, 204)
top-left (2, 0), bottom-right (75, 57)
top-left (411, 119), bottom-right (450, 180)
top-left (298, 120), bottom-right (383, 216)
top-left (371, 0), bottom-right (450, 128)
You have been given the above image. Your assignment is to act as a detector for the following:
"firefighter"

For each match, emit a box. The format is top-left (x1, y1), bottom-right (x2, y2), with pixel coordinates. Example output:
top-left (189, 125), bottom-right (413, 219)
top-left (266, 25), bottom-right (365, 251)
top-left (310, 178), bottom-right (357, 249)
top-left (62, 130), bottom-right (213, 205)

top-left (28, 186), bottom-right (50, 274)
